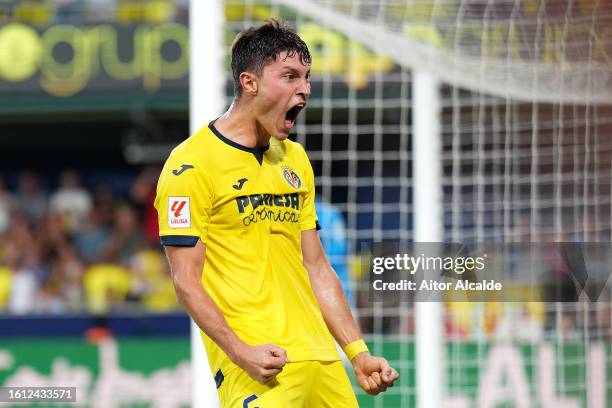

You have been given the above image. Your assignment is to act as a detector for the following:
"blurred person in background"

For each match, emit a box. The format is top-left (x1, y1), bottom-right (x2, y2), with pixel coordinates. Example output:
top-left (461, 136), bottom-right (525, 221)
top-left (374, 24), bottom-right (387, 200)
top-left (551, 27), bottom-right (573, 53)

top-left (0, 1), bottom-right (16, 21)
top-left (129, 249), bottom-right (177, 311)
top-left (130, 166), bottom-right (161, 247)
top-left (86, 0), bottom-right (115, 22)
top-left (175, 0), bottom-right (187, 22)
top-left (14, 0), bottom-right (52, 25)
top-left (0, 176), bottom-right (15, 235)
top-left (38, 212), bottom-right (72, 264)
top-left (116, 0), bottom-right (173, 23)
top-left (7, 250), bottom-right (39, 314)
top-left (53, 0), bottom-right (82, 24)
top-left (46, 244), bottom-right (84, 312)
top-left (74, 208), bottom-right (112, 264)
top-left (49, 170), bottom-right (93, 236)
top-left (16, 171), bottom-right (47, 226)
top-left (100, 203), bottom-right (145, 264)
top-left (4, 229), bottom-right (44, 314)
top-left (92, 183), bottom-right (117, 228)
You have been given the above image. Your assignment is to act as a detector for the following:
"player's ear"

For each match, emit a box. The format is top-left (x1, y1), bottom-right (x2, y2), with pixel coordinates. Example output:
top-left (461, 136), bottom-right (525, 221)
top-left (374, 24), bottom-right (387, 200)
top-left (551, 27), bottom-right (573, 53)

top-left (240, 71), bottom-right (258, 96)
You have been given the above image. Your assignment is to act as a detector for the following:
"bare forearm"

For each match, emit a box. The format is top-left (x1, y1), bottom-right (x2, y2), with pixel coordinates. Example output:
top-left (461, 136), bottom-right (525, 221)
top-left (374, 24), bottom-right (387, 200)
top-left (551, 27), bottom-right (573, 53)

top-left (173, 273), bottom-right (244, 362)
top-left (164, 243), bottom-right (288, 385)
top-left (301, 231), bottom-right (397, 393)
top-left (309, 261), bottom-right (362, 348)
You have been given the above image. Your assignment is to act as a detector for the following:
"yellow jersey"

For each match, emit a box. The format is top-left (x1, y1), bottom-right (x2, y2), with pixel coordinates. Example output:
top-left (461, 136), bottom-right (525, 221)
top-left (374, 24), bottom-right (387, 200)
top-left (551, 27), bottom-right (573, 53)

top-left (155, 121), bottom-right (339, 377)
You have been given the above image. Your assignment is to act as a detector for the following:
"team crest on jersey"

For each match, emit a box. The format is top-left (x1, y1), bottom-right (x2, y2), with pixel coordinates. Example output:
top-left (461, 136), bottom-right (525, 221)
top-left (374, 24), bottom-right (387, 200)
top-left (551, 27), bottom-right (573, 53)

top-left (168, 196), bottom-right (190, 228)
top-left (282, 166), bottom-right (302, 189)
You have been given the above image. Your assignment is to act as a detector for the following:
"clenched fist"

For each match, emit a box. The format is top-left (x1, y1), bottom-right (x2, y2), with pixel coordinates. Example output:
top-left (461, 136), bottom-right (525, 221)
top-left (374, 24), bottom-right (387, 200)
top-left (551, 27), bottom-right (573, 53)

top-left (232, 343), bottom-right (290, 384)
top-left (352, 352), bottom-right (399, 395)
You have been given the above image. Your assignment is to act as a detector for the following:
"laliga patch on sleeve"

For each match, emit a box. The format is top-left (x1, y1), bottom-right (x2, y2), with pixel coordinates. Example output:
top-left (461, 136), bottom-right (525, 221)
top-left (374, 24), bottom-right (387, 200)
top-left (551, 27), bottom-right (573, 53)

top-left (168, 196), bottom-right (191, 228)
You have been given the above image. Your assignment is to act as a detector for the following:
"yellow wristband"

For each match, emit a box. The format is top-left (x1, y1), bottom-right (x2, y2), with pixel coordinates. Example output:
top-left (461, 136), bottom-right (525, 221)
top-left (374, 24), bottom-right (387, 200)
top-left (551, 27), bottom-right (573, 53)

top-left (343, 339), bottom-right (369, 361)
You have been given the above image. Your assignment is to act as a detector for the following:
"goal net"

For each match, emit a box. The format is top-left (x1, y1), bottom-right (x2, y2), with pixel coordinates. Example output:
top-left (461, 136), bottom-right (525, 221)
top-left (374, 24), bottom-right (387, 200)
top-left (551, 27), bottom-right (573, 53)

top-left (222, 1), bottom-right (612, 406)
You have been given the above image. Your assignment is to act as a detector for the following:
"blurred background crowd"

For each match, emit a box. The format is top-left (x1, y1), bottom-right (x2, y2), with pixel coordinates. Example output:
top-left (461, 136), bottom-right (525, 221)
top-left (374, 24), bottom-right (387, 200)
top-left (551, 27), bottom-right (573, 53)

top-left (0, 168), bottom-right (178, 315)
top-left (0, 0), bottom-right (188, 25)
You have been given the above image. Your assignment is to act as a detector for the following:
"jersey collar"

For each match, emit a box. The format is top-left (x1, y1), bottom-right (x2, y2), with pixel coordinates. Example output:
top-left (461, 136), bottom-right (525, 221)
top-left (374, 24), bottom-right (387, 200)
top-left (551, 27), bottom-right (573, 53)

top-left (209, 120), bottom-right (270, 165)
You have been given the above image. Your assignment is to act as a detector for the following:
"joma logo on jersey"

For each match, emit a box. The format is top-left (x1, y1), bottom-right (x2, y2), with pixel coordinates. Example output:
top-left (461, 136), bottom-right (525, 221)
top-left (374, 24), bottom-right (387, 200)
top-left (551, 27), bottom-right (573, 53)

top-left (172, 164), bottom-right (194, 176)
top-left (168, 196), bottom-right (190, 228)
top-left (236, 193), bottom-right (299, 214)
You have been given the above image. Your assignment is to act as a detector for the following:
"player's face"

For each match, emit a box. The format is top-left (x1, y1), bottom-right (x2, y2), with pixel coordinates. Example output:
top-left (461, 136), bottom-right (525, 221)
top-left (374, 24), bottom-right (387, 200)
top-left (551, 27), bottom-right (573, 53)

top-left (255, 51), bottom-right (311, 140)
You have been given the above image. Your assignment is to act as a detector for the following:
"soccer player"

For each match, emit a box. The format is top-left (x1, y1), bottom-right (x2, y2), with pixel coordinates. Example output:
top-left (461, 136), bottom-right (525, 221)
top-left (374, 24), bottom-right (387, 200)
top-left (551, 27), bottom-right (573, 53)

top-left (155, 20), bottom-right (398, 407)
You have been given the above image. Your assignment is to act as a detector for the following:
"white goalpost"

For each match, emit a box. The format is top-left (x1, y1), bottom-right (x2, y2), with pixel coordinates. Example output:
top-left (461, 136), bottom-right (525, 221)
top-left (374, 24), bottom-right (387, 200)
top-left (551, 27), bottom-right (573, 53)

top-left (189, 0), bottom-right (224, 406)
top-left (413, 70), bottom-right (444, 408)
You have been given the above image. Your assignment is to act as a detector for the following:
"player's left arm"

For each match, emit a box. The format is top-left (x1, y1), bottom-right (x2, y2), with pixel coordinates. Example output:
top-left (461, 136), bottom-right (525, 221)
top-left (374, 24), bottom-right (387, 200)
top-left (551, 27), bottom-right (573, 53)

top-left (301, 229), bottom-right (399, 395)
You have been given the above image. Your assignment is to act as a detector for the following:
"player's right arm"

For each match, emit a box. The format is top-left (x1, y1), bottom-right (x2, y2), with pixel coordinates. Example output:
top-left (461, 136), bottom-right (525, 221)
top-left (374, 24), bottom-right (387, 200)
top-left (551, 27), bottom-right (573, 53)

top-left (163, 241), bottom-right (288, 384)
top-left (155, 148), bottom-right (288, 384)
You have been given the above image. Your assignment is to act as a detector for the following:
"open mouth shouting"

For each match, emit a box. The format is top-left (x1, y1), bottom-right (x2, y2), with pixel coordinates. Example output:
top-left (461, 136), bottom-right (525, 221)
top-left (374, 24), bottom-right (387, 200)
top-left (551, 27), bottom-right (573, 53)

top-left (284, 103), bottom-right (305, 130)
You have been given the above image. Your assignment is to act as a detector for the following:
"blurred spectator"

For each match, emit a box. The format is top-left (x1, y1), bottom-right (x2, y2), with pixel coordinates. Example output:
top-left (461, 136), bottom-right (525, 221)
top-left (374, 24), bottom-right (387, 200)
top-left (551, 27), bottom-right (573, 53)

top-left (0, 176), bottom-right (15, 234)
top-left (16, 171), bottom-right (47, 225)
top-left (14, 0), bottom-right (52, 26)
top-left (83, 263), bottom-right (131, 313)
top-left (493, 303), bottom-right (544, 342)
top-left (10, 213), bottom-right (40, 270)
top-left (445, 302), bottom-right (473, 338)
top-left (130, 166), bottom-right (160, 246)
top-left (8, 266), bottom-right (38, 314)
top-left (175, 0), bottom-right (188, 22)
top-left (74, 208), bottom-right (112, 263)
top-left (52, 0), bottom-right (82, 24)
top-left (0, 1), bottom-right (15, 26)
top-left (5, 240), bottom-right (41, 314)
top-left (38, 212), bottom-right (71, 261)
top-left (0, 265), bottom-right (11, 309)
top-left (93, 184), bottom-right (116, 228)
top-left (47, 244), bottom-right (84, 311)
top-left (116, 0), bottom-right (174, 23)
top-left (130, 249), bottom-right (177, 311)
top-left (49, 170), bottom-right (93, 235)
top-left (86, 0), bottom-right (115, 22)
top-left (100, 204), bottom-right (145, 264)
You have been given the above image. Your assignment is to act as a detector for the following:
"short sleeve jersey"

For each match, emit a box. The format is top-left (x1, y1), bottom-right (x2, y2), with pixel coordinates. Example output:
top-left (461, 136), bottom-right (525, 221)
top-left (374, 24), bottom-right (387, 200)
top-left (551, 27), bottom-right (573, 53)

top-left (155, 122), bottom-right (339, 376)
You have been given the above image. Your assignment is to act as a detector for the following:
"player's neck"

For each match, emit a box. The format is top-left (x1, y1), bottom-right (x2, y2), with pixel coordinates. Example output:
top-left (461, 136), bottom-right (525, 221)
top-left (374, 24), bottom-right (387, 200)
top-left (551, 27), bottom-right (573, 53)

top-left (214, 101), bottom-right (270, 148)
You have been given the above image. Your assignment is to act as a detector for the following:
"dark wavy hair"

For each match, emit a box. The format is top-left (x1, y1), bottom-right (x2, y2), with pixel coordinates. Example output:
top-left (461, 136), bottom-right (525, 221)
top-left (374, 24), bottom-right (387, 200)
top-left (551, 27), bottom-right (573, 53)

top-left (230, 19), bottom-right (311, 97)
